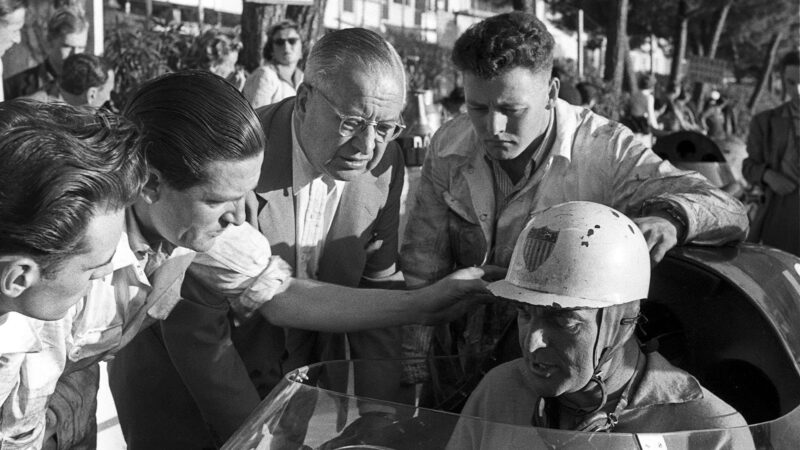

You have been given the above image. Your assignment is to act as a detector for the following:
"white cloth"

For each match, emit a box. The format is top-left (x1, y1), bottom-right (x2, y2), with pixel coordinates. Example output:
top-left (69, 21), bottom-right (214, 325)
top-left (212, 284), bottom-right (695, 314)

top-left (291, 116), bottom-right (345, 279)
top-left (242, 64), bottom-right (300, 109)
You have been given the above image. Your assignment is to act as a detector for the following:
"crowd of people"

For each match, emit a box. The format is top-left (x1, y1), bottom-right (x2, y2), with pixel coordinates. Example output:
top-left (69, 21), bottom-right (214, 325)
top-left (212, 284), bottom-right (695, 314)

top-left (0, 1), bottom-right (798, 448)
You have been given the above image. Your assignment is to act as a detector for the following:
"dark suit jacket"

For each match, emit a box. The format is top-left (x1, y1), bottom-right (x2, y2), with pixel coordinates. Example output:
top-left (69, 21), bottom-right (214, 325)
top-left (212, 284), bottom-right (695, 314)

top-left (742, 101), bottom-right (795, 242)
top-left (108, 97), bottom-right (406, 449)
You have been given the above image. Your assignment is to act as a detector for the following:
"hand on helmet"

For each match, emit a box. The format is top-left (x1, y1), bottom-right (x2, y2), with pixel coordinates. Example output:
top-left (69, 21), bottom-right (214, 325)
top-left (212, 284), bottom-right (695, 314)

top-left (416, 265), bottom-right (505, 325)
top-left (633, 214), bottom-right (683, 264)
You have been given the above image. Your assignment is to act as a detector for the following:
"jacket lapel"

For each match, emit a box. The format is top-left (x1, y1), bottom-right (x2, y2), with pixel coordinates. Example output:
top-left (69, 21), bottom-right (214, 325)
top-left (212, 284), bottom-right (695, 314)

top-left (316, 174), bottom-right (386, 286)
top-left (452, 148), bottom-right (495, 247)
top-left (255, 98), bottom-right (297, 267)
top-left (769, 104), bottom-right (792, 168)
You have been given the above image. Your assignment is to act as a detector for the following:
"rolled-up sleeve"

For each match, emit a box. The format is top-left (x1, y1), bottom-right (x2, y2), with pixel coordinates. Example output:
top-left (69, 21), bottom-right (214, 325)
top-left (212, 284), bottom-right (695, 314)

top-left (189, 223), bottom-right (292, 317)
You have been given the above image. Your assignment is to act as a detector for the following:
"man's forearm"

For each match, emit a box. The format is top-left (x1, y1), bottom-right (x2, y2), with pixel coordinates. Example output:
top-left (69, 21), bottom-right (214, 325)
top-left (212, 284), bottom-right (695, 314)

top-left (260, 278), bottom-right (420, 331)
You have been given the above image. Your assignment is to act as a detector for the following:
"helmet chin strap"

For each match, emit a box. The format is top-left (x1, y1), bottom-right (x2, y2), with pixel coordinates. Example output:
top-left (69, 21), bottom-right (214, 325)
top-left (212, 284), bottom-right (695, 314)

top-left (531, 310), bottom-right (642, 432)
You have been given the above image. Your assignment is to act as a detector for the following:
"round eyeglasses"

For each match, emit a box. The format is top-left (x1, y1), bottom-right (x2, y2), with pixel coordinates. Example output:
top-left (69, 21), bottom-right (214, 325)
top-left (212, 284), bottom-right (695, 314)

top-left (309, 84), bottom-right (406, 143)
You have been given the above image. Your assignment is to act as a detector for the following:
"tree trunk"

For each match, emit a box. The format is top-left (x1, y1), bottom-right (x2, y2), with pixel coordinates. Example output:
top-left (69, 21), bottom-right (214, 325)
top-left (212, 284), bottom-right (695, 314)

top-left (692, 0), bottom-right (734, 108)
top-left (624, 39), bottom-right (637, 95)
top-left (748, 31), bottom-right (783, 113)
top-left (708, 0), bottom-right (733, 58)
top-left (240, 2), bottom-right (286, 72)
top-left (669, 0), bottom-right (689, 89)
top-left (604, 0), bottom-right (629, 118)
top-left (286, 0), bottom-right (328, 50)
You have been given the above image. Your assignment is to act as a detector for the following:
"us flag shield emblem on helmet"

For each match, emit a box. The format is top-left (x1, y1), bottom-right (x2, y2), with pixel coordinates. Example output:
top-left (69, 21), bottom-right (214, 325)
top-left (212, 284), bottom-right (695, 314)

top-left (523, 226), bottom-right (559, 272)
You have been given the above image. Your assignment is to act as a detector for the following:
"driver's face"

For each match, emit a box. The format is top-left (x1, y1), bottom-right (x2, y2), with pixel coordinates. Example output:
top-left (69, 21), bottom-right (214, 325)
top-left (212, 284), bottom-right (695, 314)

top-left (517, 305), bottom-right (598, 397)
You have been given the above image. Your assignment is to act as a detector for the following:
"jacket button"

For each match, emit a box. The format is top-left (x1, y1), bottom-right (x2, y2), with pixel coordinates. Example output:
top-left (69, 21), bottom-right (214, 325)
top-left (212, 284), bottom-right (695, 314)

top-left (479, 213), bottom-right (488, 221)
top-left (467, 166), bottom-right (475, 174)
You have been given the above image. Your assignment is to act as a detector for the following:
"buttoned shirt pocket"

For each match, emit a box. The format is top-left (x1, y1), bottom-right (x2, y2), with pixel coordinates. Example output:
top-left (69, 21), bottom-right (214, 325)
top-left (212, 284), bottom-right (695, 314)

top-left (443, 192), bottom-right (488, 268)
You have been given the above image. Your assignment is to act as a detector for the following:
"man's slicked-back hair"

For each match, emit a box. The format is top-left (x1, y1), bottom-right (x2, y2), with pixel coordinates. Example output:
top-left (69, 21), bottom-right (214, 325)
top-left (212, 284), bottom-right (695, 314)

top-left (0, 100), bottom-right (146, 273)
top-left (304, 27), bottom-right (405, 95)
top-left (123, 70), bottom-right (266, 190)
top-left (46, 6), bottom-right (87, 42)
top-left (452, 12), bottom-right (555, 79)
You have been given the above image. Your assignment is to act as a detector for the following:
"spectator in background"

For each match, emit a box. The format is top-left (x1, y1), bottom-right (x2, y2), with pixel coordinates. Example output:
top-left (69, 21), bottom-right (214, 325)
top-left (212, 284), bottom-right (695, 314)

top-left (59, 53), bottom-right (114, 108)
top-left (439, 86), bottom-right (466, 123)
top-left (0, 0), bottom-right (26, 101)
top-left (4, 6), bottom-right (86, 100)
top-left (242, 20), bottom-right (303, 108)
top-left (655, 82), bottom-right (701, 135)
top-left (552, 64), bottom-right (581, 106)
top-left (743, 50), bottom-right (800, 256)
top-left (625, 74), bottom-right (659, 139)
top-left (700, 90), bottom-right (727, 140)
top-left (188, 28), bottom-right (245, 91)
top-left (576, 81), bottom-right (599, 110)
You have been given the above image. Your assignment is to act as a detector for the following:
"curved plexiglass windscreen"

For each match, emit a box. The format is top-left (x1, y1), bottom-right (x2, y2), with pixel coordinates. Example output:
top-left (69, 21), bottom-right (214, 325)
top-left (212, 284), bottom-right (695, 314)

top-left (223, 359), bottom-right (799, 450)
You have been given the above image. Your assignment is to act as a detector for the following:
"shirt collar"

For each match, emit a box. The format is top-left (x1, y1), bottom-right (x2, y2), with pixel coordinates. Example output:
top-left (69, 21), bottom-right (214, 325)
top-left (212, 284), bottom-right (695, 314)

top-left (292, 114), bottom-right (321, 193)
top-left (125, 207), bottom-right (177, 260)
top-left (550, 98), bottom-right (584, 162)
top-left (626, 351), bottom-right (704, 410)
top-left (486, 106), bottom-right (556, 181)
top-left (0, 312), bottom-right (43, 353)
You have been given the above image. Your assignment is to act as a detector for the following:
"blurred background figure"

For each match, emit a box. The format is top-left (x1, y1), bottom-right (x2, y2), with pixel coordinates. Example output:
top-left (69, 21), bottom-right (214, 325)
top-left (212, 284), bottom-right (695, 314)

top-left (58, 53), bottom-right (114, 108)
top-left (624, 74), bottom-right (658, 145)
top-left (743, 50), bottom-right (800, 256)
top-left (242, 19), bottom-right (303, 109)
top-left (552, 64), bottom-right (581, 106)
top-left (0, 0), bottom-right (26, 101)
top-left (701, 90), bottom-right (728, 140)
top-left (656, 82), bottom-right (701, 135)
top-left (4, 6), bottom-right (86, 101)
top-left (187, 28), bottom-right (245, 91)
top-left (576, 81), bottom-right (599, 110)
top-left (438, 86), bottom-right (465, 123)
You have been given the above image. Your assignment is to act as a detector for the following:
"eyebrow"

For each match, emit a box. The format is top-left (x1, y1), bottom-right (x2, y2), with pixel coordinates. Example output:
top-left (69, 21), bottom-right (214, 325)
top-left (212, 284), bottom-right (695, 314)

top-left (85, 249), bottom-right (117, 271)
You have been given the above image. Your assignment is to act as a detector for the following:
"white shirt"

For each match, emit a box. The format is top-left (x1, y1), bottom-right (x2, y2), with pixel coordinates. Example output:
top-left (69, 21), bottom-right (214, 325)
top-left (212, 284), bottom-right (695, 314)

top-left (291, 116), bottom-right (345, 279)
top-left (0, 210), bottom-right (289, 448)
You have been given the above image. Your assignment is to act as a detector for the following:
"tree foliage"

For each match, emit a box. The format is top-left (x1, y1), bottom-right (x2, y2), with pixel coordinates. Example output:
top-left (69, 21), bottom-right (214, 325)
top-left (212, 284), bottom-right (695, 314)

top-left (545, 0), bottom-right (799, 80)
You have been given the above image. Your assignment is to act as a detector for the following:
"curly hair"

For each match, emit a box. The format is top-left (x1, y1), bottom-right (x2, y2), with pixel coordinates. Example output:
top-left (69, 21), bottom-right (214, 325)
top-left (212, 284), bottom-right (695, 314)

top-left (46, 6), bottom-right (87, 43)
top-left (188, 28), bottom-right (242, 71)
top-left (60, 53), bottom-right (111, 95)
top-left (452, 12), bottom-right (554, 79)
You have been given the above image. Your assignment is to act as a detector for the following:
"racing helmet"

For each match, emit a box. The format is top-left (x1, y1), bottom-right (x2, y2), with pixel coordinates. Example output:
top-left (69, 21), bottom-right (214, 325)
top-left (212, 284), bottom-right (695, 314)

top-left (488, 201), bottom-right (651, 308)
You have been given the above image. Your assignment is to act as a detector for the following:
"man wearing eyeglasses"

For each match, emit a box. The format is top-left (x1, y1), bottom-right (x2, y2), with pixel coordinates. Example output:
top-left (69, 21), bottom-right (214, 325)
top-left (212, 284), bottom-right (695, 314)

top-left (246, 27), bottom-right (408, 419)
top-left (243, 28), bottom-right (409, 418)
top-left (120, 28), bottom-right (412, 448)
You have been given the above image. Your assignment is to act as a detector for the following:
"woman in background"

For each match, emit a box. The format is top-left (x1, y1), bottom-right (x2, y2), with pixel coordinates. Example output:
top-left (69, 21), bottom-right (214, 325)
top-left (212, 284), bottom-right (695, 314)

top-left (242, 20), bottom-right (303, 108)
top-left (188, 28), bottom-right (246, 91)
top-left (0, 0), bottom-right (27, 101)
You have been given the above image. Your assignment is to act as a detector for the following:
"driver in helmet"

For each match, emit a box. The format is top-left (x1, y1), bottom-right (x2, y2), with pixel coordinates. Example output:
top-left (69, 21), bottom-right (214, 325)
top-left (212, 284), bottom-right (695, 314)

top-left (448, 201), bottom-right (749, 448)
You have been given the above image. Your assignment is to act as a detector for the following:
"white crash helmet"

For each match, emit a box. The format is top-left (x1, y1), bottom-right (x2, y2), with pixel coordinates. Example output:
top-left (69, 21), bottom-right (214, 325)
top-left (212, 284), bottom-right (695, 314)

top-left (488, 201), bottom-right (651, 308)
